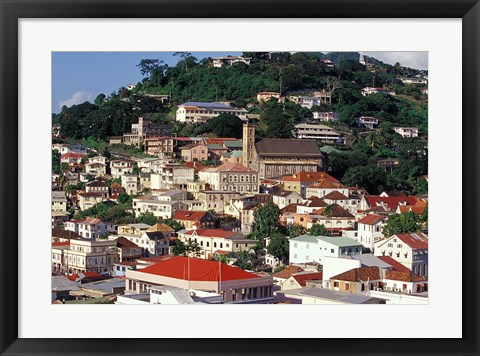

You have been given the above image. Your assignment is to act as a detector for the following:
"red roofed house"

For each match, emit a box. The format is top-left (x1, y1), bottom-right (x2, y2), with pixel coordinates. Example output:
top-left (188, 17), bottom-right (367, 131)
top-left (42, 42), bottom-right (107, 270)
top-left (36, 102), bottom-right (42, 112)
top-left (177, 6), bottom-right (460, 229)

top-left (357, 195), bottom-right (418, 213)
top-left (357, 214), bottom-right (388, 250)
top-left (374, 232), bottom-right (428, 277)
top-left (125, 256), bottom-right (274, 303)
top-left (177, 228), bottom-right (257, 260)
top-left (329, 266), bottom-right (427, 294)
top-left (305, 180), bottom-right (349, 199)
top-left (279, 171), bottom-right (339, 197)
top-left (60, 153), bottom-right (85, 166)
top-left (282, 271), bottom-right (323, 291)
top-left (173, 210), bottom-right (215, 229)
top-left (396, 199), bottom-right (428, 216)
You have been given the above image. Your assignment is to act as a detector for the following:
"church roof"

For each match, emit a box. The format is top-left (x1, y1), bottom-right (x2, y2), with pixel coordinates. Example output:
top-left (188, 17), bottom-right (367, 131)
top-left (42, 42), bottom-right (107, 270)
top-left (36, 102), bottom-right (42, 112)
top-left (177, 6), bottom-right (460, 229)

top-left (255, 139), bottom-right (323, 158)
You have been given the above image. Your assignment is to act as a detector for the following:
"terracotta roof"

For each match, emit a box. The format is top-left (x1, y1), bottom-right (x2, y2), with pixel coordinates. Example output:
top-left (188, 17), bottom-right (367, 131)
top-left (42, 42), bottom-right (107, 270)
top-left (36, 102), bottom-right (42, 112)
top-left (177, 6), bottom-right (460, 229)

top-left (398, 200), bottom-right (427, 215)
top-left (323, 191), bottom-right (349, 200)
top-left (147, 223), bottom-right (174, 233)
top-left (111, 182), bottom-right (122, 188)
top-left (52, 241), bottom-right (70, 247)
top-left (378, 256), bottom-right (411, 272)
top-left (137, 256), bottom-right (261, 281)
top-left (395, 232), bottom-right (428, 249)
top-left (365, 196), bottom-right (418, 211)
top-left (66, 272), bottom-right (101, 282)
top-left (301, 197), bottom-right (327, 208)
top-left (200, 162), bottom-right (254, 173)
top-left (357, 214), bottom-right (387, 225)
top-left (292, 272), bottom-right (323, 286)
top-left (384, 269), bottom-right (426, 282)
top-left (272, 265), bottom-right (305, 279)
top-left (280, 203), bottom-right (300, 213)
top-left (86, 180), bottom-right (108, 187)
top-left (280, 171), bottom-right (338, 183)
top-left (312, 204), bottom-right (354, 218)
top-left (309, 180), bottom-right (346, 189)
top-left (184, 229), bottom-right (237, 238)
top-left (330, 266), bottom-right (381, 282)
top-left (52, 228), bottom-right (81, 240)
top-left (183, 162), bottom-right (204, 172)
top-left (61, 153), bottom-right (85, 158)
top-left (116, 237), bottom-right (140, 248)
top-left (78, 192), bottom-right (104, 198)
top-left (255, 139), bottom-right (323, 157)
top-left (203, 138), bottom-right (237, 146)
top-left (173, 210), bottom-right (209, 221)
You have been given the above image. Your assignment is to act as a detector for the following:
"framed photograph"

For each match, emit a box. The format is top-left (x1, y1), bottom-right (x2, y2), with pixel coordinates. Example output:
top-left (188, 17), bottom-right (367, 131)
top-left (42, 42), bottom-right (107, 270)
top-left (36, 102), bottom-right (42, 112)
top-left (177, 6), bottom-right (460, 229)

top-left (1, 0), bottom-right (479, 355)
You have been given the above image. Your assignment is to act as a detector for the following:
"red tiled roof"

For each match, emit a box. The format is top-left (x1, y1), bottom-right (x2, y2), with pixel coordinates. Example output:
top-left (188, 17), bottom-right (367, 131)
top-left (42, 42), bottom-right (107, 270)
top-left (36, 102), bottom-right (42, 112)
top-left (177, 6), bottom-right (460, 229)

top-left (184, 229), bottom-right (237, 238)
top-left (330, 266), bottom-right (381, 282)
top-left (384, 269), bottom-right (426, 282)
top-left (200, 162), bottom-right (254, 173)
top-left (280, 203), bottom-right (300, 213)
top-left (61, 153), bottom-right (85, 158)
top-left (365, 196), bottom-right (418, 211)
top-left (398, 200), bottom-right (427, 215)
top-left (183, 162), bottom-right (204, 172)
top-left (66, 271), bottom-right (101, 281)
top-left (357, 214), bottom-right (386, 225)
top-left (173, 210), bottom-right (209, 221)
top-left (301, 197), bottom-right (327, 208)
top-left (203, 138), bottom-right (237, 146)
top-left (52, 241), bottom-right (70, 247)
top-left (116, 237), bottom-right (140, 248)
top-left (280, 171), bottom-right (338, 183)
top-left (292, 272), bottom-right (323, 286)
top-left (138, 256), bottom-right (260, 281)
top-left (323, 191), bottom-right (349, 200)
top-left (378, 256), bottom-right (411, 273)
top-left (272, 265), bottom-right (305, 279)
top-left (395, 232), bottom-right (428, 249)
top-left (312, 204), bottom-right (354, 218)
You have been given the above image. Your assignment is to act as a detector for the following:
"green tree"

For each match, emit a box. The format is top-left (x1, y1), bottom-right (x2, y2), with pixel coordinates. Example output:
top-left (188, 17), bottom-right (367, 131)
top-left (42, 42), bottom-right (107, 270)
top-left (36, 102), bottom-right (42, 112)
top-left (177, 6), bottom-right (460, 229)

top-left (172, 239), bottom-right (187, 256)
top-left (287, 223), bottom-right (306, 238)
top-left (137, 212), bottom-right (158, 226)
top-left (162, 218), bottom-right (184, 232)
top-left (342, 165), bottom-right (389, 195)
top-left (118, 192), bottom-right (130, 205)
top-left (234, 250), bottom-right (256, 270)
top-left (206, 113), bottom-right (244, 138)
top-left (266, 232), bottom-right (289, 265)
top-left (251, 202), bottom-right (280, 242)
top-left (307, 223), bottom-right (331, 236)
top-left (382, 212), bottom-right (421, 237)
top-left (52, 149), bottom-right (61, 174)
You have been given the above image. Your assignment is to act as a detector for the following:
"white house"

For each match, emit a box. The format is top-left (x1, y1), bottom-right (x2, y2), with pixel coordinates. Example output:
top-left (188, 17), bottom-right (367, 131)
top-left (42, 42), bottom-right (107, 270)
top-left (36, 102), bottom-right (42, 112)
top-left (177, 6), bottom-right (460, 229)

top-left (394, 127), bottom-right (419, 138)
top-left (52, 191), bottom-right (67, 212)
top-left (121, 175), bottom-right (140, 195)
top-left (132, 197), bottom-right (188, 219)
top-left (176, 102), bottom-right (248, 123)
top-left (294, 123), bottom-right (343, 144)
top-left (361, 87), bottom-right (395, 96)
top-left (312, 111), bottom-right (340, 122)
top-left (374, 232), bottom-right (428, 277)
top-left (357, 214), bottom-right (387, 250)
top-left (65, 217), bottom-right (116, 239)
top-left (355, 116), bottom-right (379, 129)
top-left (289, 235), bottom-right (363, 264)
top-left (212, 56), bottom-right (251, 68)
top-left (110, 159), bottom-right (135, 179)
top-left (273, 191), bottom-right (304, 209)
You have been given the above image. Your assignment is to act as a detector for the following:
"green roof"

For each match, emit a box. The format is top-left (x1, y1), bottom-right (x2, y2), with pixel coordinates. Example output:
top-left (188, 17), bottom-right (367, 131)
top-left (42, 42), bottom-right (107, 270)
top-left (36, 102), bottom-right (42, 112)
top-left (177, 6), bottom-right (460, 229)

top-left (291, 235), bottom-right (319, 243)
top-left (208, 144), bottom-right (226, 150)
top-left (222, 152), bottom-right (233, 158)
top-left (316, 236), bottom-right (362, 247)
top-left (224, 140), bottom-right (243, 148)
top-left (230, 151), bottom-right (243, 157)
top-left (320, 146), bottom-right (344, 154)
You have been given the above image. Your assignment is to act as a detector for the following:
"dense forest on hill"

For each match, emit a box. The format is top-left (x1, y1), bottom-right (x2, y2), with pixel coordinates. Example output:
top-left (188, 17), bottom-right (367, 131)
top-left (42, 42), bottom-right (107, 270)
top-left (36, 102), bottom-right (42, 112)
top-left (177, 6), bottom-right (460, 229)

top-left (53, 51), bottom-right (428, 194)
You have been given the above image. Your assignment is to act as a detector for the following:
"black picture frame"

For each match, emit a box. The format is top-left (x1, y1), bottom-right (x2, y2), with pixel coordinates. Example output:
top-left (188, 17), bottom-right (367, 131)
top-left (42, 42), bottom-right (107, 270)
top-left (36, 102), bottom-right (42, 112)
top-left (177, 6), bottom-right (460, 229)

top-left (1, 1), bottom-right (479, 355)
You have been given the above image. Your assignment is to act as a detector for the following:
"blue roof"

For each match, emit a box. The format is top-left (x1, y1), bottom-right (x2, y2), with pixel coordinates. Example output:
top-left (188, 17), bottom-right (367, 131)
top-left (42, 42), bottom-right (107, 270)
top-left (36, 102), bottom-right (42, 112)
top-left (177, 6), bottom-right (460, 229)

top-left (181, 102), bottom-right (233, 109)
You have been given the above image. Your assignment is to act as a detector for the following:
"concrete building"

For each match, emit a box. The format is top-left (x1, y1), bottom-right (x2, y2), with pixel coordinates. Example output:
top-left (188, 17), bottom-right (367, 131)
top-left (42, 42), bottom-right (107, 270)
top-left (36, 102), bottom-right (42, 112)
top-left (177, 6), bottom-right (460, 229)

top-left (394, 127), bottom-right (419, 138)
top-left (357, 214), bottom-right (388, 250)
top-left (65, 217), bottom-right (116, 239)
top-left (289, 235), bottom-right (363, 264)
top-left (212, 56), bottom-right (251, 67)
top-left (176, 102), bottom-right (247, 123)
top-left (294, 123), bottom-right (343, 144)
top-left (52, 191), bottom-right (67, 212)
top-left (125, 256), bottom-right (274, 303)
top-left (198, 162), bottom-right (259, 194)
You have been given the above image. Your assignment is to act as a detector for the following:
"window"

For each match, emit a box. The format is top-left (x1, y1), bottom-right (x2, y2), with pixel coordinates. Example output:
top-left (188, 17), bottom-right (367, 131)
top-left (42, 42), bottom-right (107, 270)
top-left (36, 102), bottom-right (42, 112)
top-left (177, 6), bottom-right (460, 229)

top-left (331, 248), bottom-right (334, 253)
top-left (345, 283), bottom-right (350, 291)
top-left (333, 281), bottom-right (339, 287)
top-left (293, 254), bottom-right (297, 259)
top-left (294, 243), bottom-right (298, 248)
top-left (306, 244), bottom-right (309, 249)
top-left (306, 255), bottom-right (309, 260)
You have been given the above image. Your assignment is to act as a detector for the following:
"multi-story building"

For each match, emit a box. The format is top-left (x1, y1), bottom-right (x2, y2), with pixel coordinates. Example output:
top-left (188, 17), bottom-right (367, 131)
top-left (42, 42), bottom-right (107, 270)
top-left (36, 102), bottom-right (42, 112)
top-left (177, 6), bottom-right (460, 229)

top-left (374, 232), bottom-right (428, 277)
top-left (85, 180), bottom-right (109, 198)
top-left (150, 164), bottom-right (194, 190)
top-left (294, 123), bottom-right (343, 144)
top-left (121, 175), bottom-right (140, 195)
top-left (243, 121), bottom-right (325, 179)
top-left (110, 159), bottom-right (135, 179)
top-left (52, 237), bottom-right (120, 274)
top-left (180, 143), bottom-right (209, 162)
top-left (122, 117), bottom-right (170, 145)
top-left (357, 214), bottom-right (388, 250)
top-left (197, 191), bottom-right (241, 213)
top-left (256, 91), bottom-right (282, 103)
top-left (132, 197), bottom-right (188, 219)
top-left (172, 210), bottom-right (216, 230)
top-left (198, 162), bottom-right (259, 194)
top-left (312, 111), bottom-right (340, 122)
top-left (51, 191), bottom-right (67, 212)
top-left (144, 137), bottom-right (175, 158)
top-left (65, 217), bottom-right (116, 239)
top-left (355, 116), bottom-right (379, 129)
top-left (361, 87), bottom-right (395, 96)
top-left (77, 192), bottom-right (106, 211)
top-left (176, 102), bottom-right (248, 123)
top-left (125, 256), bottom-right (274, 303)
top-left (289, 235), bottom-right (363, 264)
top-left (178, 228), bottom-right (257, 260)
top-left (85, 156), bottom-right (107, 177)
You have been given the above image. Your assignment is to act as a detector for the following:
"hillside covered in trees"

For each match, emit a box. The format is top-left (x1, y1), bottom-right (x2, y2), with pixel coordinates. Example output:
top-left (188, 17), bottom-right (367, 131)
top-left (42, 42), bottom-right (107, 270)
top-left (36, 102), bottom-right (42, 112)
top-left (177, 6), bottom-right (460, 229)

top-left (53, 51), bottom-right (428, 195)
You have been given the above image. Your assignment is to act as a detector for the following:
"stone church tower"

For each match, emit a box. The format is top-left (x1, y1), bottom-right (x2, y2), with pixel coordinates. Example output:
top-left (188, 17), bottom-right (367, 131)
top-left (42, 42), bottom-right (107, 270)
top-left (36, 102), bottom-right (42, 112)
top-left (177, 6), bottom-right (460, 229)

top-left (242, 119), bottom-right (256, 170)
